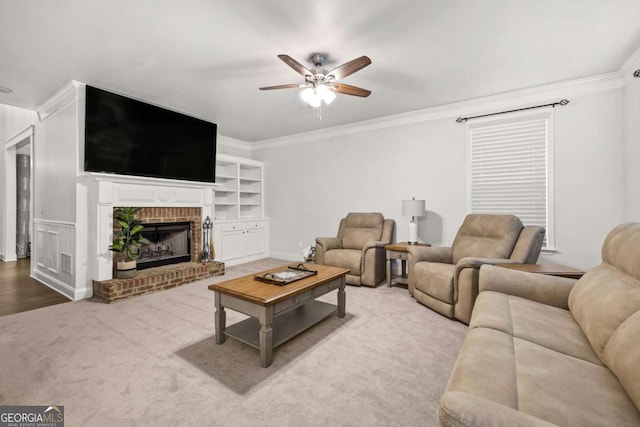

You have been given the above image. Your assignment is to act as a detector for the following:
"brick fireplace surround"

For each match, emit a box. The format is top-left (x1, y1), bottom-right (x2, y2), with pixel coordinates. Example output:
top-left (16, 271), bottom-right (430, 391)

top-left (93, 206), bottom-right (224, 302)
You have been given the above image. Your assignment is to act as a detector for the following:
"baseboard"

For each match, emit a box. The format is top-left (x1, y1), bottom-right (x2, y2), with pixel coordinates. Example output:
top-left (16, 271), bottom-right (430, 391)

top-left (268, 251), bottom-right (302, 263)
top-left (32, 269), bottom-right (90, 301)
top-left (218, 253), bottom-right (299, 267)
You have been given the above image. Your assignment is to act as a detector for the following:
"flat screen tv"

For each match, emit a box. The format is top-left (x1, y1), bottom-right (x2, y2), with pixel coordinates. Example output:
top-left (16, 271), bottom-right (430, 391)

top-left (84, 85), bottom-right (217, 183)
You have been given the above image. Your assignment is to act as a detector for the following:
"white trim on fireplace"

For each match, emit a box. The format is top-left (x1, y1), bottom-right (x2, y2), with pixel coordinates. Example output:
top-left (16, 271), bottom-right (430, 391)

top-left (87, 174), bottom-right (217, 282)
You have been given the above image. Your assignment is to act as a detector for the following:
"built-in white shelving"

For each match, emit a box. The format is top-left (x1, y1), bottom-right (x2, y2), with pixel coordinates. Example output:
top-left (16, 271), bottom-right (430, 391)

top-left (214, 154), bottom-right (264, 221)
top-left (214, 154), bottom-right (268, 265)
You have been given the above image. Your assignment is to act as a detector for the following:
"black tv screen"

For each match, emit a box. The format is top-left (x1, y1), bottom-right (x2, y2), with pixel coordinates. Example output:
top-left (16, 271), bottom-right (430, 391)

top-left (84, 85), bottom-right (216, 182)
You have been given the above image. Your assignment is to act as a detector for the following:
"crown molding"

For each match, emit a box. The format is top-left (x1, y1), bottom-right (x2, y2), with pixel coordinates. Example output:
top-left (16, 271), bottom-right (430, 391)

top-left (4, 125), bottom-right (34, 149)
top-left (217, 134), bottom-right (251, 151)
top-left (621, 45), bottom-right (640, 82)
top-left (37, 80), bottom-right (82, 122)
top-left (250, 72), bottom-right (623, 151)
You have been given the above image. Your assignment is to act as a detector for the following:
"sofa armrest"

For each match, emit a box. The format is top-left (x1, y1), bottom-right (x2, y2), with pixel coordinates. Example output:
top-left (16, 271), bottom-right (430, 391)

top-left (478, 264), bottom-right (577, 309)
top-left (315, 237), bottom-right (341, 250)
top-left (439, 391), bottom-right (556, 427)
top-left (456, 257), bottom-right (518, 271)
top-left (454, 257), bottom-right (517, 283)
top-left (407, 246), bottom-right (453, 264)
top-left (315, 237), bottom-right (341, 264)
top-left (362, 241), bottom-right (387, 252)
top-left (361, 242), bottom-right (387, 286)
top-left (455, 257), bottom-right (520, 286)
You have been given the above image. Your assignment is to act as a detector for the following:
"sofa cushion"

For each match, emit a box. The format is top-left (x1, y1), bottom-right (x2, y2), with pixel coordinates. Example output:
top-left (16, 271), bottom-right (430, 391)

top-left (451, 214), bottom-right (522, 264)
top-left (601, 222), bottom-right (640, 280)
top-left (440, 392), bottom-right (555, 427)
top-left (568, 224), bottom-right (640, 376)
top-left (569, 264), bottom-right (640, 362)
top-left (340, 213), bottom-right (384, 249)
top-left (342, 229), bottom-right (382, 250)
top-left (343, 212), bottom-right (384, 229)
top-left (324, 249), bottom-right (361, 275)
top-left (568, 224), bottom-right (640, 364)
top-left (604, 311), bottom-right (640, 409)
top-left (413, 262), bottom-right (455, 304)
top-left (445, 327), bottom-right (640, 426)
top-left (445, 328), bottom-right (518, 409)
top-left (471, 291), bottom-right (602, 365)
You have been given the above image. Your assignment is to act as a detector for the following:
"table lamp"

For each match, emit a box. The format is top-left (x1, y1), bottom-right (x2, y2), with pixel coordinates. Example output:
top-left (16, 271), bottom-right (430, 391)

top-left (402, 197), bottom-right (425, 244)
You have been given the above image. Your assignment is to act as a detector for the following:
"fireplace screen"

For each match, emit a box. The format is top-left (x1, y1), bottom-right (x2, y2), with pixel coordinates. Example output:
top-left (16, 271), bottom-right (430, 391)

top-left (137, 222), bottom-right (191, 270)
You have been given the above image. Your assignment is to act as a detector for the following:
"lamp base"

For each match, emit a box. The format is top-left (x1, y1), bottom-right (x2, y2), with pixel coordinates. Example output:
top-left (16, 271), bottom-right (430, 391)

top-left (408, 220), bottom-right (418, 244)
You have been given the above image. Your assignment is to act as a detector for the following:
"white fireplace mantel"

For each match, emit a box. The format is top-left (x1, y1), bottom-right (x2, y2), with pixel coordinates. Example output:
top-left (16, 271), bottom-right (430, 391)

top-left (86, 173), bottom-right (218, 281)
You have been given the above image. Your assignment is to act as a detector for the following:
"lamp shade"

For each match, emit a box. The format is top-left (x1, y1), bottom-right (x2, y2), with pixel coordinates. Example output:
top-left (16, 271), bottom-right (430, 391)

top-left (402, 199), bottom-right (425, 217)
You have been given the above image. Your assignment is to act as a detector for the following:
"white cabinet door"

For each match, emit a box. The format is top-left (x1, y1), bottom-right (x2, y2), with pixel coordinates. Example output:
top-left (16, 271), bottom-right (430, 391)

top-left (220, 229), bottom-right (244, 261)
top-left (244, 227), bottom-right (266, 257)
top-left (214, 219), bottom-right (269, 264)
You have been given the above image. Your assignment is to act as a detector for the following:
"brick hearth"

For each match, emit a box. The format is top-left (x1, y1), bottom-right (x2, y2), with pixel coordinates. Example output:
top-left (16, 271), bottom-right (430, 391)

top-left (95, 206), bottom-right (224, 302)
top-left (93, 261), bottom-right (224, 303)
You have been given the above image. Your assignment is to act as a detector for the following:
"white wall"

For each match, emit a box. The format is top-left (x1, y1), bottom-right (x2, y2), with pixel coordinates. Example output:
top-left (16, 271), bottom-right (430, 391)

top-left (0, 104), bottom-right (36, 260)
top-left (30, 82), bottom-right (83, 299)
top-left (35, 100), bottom-right (79, 223)
top-left (253, 82), bottom-right (625, 271)
top-left (623, 50), bottom-right (640, 221)
top-left (549, 90), bottom-right (624, 267)
top-left (254, 119), bottom-right (466, 257)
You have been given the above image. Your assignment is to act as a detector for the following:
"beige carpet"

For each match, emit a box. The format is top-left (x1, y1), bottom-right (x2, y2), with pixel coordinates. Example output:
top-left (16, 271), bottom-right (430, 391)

top-left (0, 259), bottom-right (467, 426)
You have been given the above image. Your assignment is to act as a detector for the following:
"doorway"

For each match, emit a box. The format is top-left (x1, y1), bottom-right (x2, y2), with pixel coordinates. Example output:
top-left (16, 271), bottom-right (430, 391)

top-left (16, 142), bottom-right (31, 259)
top-left (3, 126), bottom-right (33, 263)
top-left (0, 127), bottom-right (66, 316)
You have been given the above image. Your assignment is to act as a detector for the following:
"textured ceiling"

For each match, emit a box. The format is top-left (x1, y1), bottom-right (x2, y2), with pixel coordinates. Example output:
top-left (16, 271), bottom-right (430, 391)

top-left (1, 0), bottom-right (640, 142)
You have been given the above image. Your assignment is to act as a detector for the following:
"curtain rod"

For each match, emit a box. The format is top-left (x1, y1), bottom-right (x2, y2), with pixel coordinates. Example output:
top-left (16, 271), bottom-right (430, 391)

top-left (455, 99), bottom-right (569, 123)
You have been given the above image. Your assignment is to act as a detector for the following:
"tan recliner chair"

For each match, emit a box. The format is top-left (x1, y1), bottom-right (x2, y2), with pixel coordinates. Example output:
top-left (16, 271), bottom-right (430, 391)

top-left (316, 212), bottom-right (395, 287)
top-left (407, 214), bottom-right (544, 324)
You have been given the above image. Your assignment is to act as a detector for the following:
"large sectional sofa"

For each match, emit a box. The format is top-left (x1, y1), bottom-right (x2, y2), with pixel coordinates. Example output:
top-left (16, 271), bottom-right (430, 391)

top-left (439, 222), bottom-right (640, 426)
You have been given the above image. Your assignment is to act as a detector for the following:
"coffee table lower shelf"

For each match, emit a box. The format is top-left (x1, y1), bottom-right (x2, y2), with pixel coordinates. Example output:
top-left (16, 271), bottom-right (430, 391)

top-left (224, 300), bottom-right (337, 350)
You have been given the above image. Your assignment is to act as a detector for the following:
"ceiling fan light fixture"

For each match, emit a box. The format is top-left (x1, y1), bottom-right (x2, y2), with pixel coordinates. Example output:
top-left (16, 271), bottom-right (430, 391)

top-left (261, 53), bottom-right (371, 110)
top-left (301, 84), bottom-right (336, 107)
top-left (300, 87), bottom-right (314, 103)
top-left (308, 93), bottom-right (322, 108)
top-left (317, 85), bottom-right (336, 105)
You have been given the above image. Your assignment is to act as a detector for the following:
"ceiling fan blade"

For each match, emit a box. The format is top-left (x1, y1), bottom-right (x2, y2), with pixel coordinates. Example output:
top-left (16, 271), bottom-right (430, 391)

top-left (277, 54), bottom-right (314, 77)
top-left (326, 56), bottom-right (372, 81)
top-left (331, 83), bottom-right (371, 97)
top-left (259, 83), bottom-right (304, 90)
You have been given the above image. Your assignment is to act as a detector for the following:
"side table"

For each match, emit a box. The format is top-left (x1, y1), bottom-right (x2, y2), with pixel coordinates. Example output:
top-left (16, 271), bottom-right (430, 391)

top-left (495, 263), bottom-right (585, 279)
top-left (385, 242), bottom-right (431, 287)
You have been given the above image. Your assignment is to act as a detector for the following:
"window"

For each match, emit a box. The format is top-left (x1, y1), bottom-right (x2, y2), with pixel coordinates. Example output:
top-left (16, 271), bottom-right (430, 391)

top-left (467, 109), bottom-right (554, 248)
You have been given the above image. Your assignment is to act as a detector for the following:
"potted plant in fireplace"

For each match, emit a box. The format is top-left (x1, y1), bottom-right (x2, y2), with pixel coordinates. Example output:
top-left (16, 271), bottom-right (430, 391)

top-left (109, 207), bottom-right (150, 279)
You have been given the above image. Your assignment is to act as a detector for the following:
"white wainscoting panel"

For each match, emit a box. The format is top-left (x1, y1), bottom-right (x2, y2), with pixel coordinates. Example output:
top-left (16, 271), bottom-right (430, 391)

top-left (32, 219), bottom-right (77, 299)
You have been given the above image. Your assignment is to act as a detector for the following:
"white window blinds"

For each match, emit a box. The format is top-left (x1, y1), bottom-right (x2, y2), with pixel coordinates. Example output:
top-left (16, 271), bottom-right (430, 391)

top-left (468, 113), bottom-right (553, 247)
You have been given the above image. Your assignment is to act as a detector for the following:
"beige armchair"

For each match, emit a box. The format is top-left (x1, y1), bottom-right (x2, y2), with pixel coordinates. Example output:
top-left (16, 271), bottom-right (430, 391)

top-left (407, 214), bottom-right (544, 324)
top-left (316, 212), bottom-right (395, 287)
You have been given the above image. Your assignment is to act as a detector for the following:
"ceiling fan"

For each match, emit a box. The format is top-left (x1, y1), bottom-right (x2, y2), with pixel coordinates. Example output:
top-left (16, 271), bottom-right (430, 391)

top-left (260, 53), bottom-right (372, 107)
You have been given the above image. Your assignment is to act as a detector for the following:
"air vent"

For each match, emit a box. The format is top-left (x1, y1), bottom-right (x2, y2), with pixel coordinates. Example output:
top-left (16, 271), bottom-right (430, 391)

top-left (61, 253), bottom-right (72, 274)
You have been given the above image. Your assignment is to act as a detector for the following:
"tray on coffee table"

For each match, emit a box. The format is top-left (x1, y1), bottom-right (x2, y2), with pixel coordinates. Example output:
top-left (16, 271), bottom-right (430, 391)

top-left (254, 263), bottom-right (318, 285)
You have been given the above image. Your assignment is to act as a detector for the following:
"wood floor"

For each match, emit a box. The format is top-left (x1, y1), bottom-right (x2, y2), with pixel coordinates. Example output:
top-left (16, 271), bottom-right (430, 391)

top-left (0, 258), bottom-right (70, 317)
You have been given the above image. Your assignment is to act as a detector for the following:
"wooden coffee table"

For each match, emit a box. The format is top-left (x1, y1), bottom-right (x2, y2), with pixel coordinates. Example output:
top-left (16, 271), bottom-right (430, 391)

top-left (208, 264), bottom-right (349, 367)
